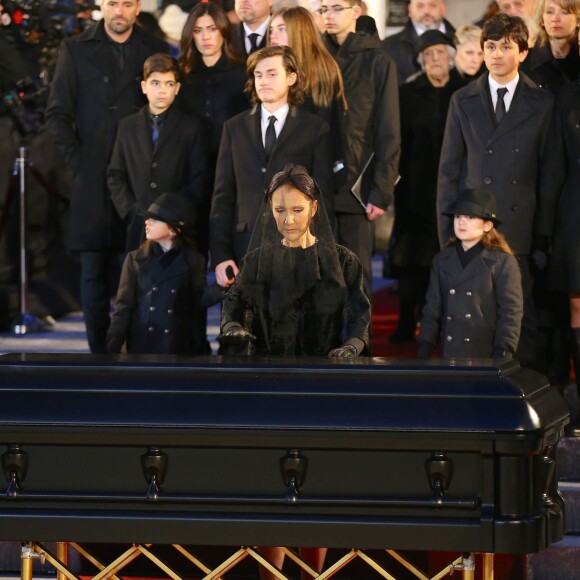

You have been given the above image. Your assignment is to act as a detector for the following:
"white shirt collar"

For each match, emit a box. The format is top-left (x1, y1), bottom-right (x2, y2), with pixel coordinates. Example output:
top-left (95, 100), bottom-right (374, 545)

top-left (243, 19), bottom-right (270, 51)
top-left (260, 103), bottom-right (289, 141)
top-left (488, 73), bottom-right (519, 112)
top-left (413, 21), bottom-right (446, 37)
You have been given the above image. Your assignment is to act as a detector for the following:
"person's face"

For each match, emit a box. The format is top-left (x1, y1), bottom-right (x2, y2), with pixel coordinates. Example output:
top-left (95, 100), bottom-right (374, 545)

top-left (235, 0), bottom-right (272, 28)
top-left (543, 1), bottom-right (578, 40)
top-left (454, 215), bottom-right (492, 249)
top-left (193, 14), bottom-right (224, 61)
top-left (498, 0), bottom-right (536, 17)
top-left (269, 15), bottom-right (289, 46)
top-left (483, 36), bottom-right (527, 83)
top-left (145, 218), bottom-right (175, 247)
top-left (408, 0), bottom-right (446, 29)
top-left (321, 0), bottom-right (360, 41)
top-left (455, 40), bottom-right (484, 76)
top-left (422, 43), bottom-right (452, 83)
top-left (253, 55), bottom-right (296, 110)
top-left (141, 71), bottom-right (180, 115)
top-left (271, 185), bottom-right (318, 248)
top-left (101, 0), bottom-right (140, 40)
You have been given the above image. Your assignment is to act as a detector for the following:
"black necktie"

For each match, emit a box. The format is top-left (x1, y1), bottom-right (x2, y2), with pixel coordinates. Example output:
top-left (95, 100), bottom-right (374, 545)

top-left (248, 32), bottom-right (259, 54)
top-left (152, 116), bottom-right (160, 147)
top-left (496, 87), bottom-right (508, 124)
top-left (264, 115), bottom-right (277, 160)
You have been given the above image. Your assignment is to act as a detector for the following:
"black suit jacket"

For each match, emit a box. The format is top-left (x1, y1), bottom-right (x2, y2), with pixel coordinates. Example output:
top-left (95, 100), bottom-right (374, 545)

top-left (231, 22), bottom-right (268, 60)
top-left (107, 105), bottom-right (207, 251)
top-left (210, 105), bottom-right (333, 266)
top-left (437, 72), bottom-right (554, 254)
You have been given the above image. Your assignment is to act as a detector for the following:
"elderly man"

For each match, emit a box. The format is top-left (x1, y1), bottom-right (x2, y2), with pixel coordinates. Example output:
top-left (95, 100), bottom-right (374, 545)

top-left (382, 0), bottom-right (455, 84)
top-left (231, 0), bottom-right (272, 59)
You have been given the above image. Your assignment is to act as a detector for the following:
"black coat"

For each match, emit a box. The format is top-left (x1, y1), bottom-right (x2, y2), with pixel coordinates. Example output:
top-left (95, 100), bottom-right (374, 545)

top-left (392, 70), bottom-right (466, 269)
top-left (520, 43), bottom-right (580, 96)
top-left (323, 32), bottom-right (401, 214)
top-left (221, 243), bottom-right (370, 356)
top-left (46, 21), bottom-right (168, 251)
top-left (538, 79), bottom-right (580, 292)
top-left (419, 245), bottom-right (523, 358)
top-left (437, 72), bottom-right (555, 254)
top-left (107, 105), bottom-right (208, 252)
top-left (176, 54), bottom-right (250, 163)
top-left (107, 243), bottom-right (207, 355)
top-left (381, 20), bottom-right (456, 85)
top-left (209, 105), bottom-right (333, 266)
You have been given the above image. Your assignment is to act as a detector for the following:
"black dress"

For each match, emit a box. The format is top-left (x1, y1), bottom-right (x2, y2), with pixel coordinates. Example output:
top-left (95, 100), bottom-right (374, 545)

top-left (221, 242), bottom-right (370, 356)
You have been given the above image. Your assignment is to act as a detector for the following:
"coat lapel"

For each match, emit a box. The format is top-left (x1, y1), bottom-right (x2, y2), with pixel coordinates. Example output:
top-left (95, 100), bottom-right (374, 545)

top-left (458, 75), bottom-right (496, 146)
top-left (271, 107), bottom-right (299, 159)
top-left (488, 76), bottom-right (536, 143)
top-left (245, 105), bottom-right (267, 162)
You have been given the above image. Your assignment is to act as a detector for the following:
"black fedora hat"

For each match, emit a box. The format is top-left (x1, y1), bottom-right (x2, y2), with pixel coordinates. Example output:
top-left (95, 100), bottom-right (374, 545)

top-left (416, 30), bottom-right (455, 57)
top-left (442, 189), bottom-right (501, 225)
top-left (141, 193), bottom-right (196, 228)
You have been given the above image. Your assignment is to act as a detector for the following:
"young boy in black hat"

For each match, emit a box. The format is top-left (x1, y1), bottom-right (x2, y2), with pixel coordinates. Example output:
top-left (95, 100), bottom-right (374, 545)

top-left (107, 193), bottom-right (208, 355)
top-left (418, 188), bottom-right (523, 360)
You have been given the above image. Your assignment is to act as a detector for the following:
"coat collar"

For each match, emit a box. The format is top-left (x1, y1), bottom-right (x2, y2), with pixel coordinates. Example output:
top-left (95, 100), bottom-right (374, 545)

top-left (439, 244), bottom-right (501, 285)
top-left (245, 104), bottom-right (300, 163)
top-left (458, 71), bottom-right (540, 144)
top-left (135, 243), bottom-right (189, 282)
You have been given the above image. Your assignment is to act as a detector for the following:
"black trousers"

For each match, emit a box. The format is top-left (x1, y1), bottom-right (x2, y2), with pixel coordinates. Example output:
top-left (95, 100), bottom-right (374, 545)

top-left (80, 250), bottom-right (122, 353)
top-left (516, 254), bottom-right (538, 369)
top-left (335, 212), bottom-right (373, 301)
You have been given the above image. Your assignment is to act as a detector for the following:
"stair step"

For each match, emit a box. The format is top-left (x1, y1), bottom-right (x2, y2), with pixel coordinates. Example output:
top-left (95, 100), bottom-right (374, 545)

top-left (527, 534), bottom-right (580, 579)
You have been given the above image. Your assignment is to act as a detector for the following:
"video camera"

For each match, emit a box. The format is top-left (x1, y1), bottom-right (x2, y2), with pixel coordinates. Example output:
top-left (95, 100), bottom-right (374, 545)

top-left (1, 0), bottom-right (95, 45)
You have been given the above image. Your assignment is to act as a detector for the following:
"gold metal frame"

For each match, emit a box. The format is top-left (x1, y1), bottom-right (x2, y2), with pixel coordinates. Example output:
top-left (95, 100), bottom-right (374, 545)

top-left (19, 542), bottom-right (494, 580)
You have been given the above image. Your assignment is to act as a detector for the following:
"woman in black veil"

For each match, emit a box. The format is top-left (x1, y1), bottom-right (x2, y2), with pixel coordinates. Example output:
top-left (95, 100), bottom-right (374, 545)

top-left (219, 164), bottom-right (370, 358)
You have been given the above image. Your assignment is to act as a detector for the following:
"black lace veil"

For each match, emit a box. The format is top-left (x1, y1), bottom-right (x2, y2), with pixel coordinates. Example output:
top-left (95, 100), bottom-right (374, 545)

top-left (236, 164), bottom-right (347, 316)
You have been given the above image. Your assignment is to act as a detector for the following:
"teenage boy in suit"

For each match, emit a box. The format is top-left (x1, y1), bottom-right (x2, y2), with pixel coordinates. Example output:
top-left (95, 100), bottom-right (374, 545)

top-left (437, 13), bottom-right (555, 366)
top-left (108, 53), bottom-right (207, 254)
top-left (210, 45), bottom-right (333, 288)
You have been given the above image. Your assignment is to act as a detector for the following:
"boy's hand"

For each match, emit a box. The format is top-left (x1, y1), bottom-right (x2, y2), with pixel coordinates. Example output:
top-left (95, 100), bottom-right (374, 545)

top-left (216, 260), bottom-right (239, 287)
top-left (366, 203), bottom-right (385, 221)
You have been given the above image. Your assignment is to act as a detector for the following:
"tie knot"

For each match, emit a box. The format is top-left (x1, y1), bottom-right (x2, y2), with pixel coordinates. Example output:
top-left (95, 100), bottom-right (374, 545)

top-left (268, 115), bottom-right (277, 126)
top-left (497, 87), bottom-right (508, 99)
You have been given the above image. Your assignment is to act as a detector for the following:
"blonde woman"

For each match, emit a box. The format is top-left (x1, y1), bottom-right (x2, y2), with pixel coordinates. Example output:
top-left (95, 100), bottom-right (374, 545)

top-left (454, 24), bottom-right (484, 79)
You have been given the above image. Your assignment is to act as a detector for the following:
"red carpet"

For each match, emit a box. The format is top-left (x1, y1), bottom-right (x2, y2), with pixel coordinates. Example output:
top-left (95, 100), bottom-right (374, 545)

top-left (371, 283), bottom-right (418, 358)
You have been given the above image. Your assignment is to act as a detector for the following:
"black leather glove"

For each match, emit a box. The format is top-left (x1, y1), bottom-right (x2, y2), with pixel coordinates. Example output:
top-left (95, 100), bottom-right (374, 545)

top-left (218, 324), bottom-right (255, 346)
top-left (328, 344), bottom-right (358, 358)
top-left (531, 235), bottom-right (550, 273)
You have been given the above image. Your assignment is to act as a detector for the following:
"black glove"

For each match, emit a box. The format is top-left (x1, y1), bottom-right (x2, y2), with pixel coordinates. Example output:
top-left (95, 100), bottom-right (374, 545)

top-left (218, 324), bottom-right (255, 346)
top-left (328, 344), bottom-right (358, 358)
top-left (531, 235), bottom-right (550, 273)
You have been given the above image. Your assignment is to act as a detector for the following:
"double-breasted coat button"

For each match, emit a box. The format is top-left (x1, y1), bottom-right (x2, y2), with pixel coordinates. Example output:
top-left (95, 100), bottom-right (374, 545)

top-left (103, 75), bottom-right (109, 82)
top-left (512, 147), bottom-right (519, 153)
top-left (511, 205), bottom-right (518, 211)
top-left (466, 291), bottom-right (472, 296)
top-left (149, 306), bottom-right (156, 312)
top-left (150, 182), bottom-right (157, 189)
top-left (465, 313), bottom-right (472, 319)
top-left (484, 177), bottom-right (492, 185)
top-left (152, 162), bottom-right (158, 168)
top-left (171, 288), bottom-right (177, 294)
top-left (164, 329), bottom-right (171, 334)
top-left (261, 167), bottom-right (267, 173)
top-left (511, 179), bottom-right (517, 185)
top-left (447, 315), bottom-right (453, 321)
top-left (464, 338), bottom-right (471, 343)
top-left (486, 149), bottom-right (493, 155)
top-left (449, 289), bottom-right (456, 295)
top-left (167, 309), bottom-right (173, 314)
top-left (148, 326), bottom-right (154, 332)
top-left (446, 336), bottom-right (453, 342)
top-left (152, 286), bottom-right (158, 292)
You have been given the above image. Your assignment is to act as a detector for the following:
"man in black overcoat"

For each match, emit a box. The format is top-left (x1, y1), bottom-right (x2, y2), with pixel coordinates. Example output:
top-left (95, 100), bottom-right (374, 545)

top-left (46, 0), bottom-right (168, 353)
